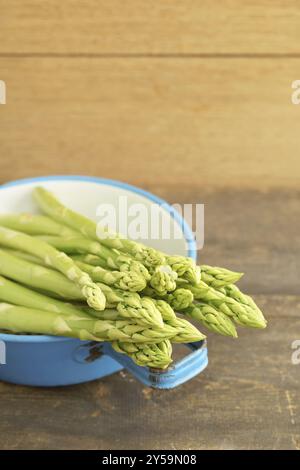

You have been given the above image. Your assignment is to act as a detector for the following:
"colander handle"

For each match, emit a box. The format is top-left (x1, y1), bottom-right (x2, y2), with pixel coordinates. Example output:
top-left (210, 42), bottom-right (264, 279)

top-left (103, 340), bottom-right (208, 389)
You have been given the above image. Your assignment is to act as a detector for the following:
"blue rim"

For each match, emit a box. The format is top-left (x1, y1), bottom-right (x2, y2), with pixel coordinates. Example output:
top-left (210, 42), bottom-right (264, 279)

top-left (0, 175), bottom-right (197, 343)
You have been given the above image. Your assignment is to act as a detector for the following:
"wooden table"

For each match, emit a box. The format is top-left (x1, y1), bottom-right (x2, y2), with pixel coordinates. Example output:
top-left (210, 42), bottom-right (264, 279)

top-left (1, 1), bottom-right (300, 450)
top-left (1, 186), bottom-right (299, 450)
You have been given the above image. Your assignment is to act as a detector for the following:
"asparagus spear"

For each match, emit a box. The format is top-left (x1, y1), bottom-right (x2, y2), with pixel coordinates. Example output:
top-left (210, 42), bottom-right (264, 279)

top-left (200, 265), bottom-right (243, 288)
top-left (0, 281), bottom-right (170, 368)
top-left (0, 249), bottom-right (165, 327)
top-left (88, 297), bottom-right (204, 343)
top-left (36, 235), bottom-right (150, 282)
top-left (0, 213), bottom-right (78, 237)
top-left (183, 303), bottom-right (238, 337)
top-left (0, 277), bottom-right (171, 367)
top-left (117, 296), bottom-right (163, 328)
top-left (166, 255), bottom-right (201, 285)
top-left (72, 252), bottom-right (177, 296)
top-left (2, 248), bottom-right (46, 266)
top-left (151, 298), bottom-right (206, 343)
top-left (93, 285), bottom-right (164, 328)
top-left (72, 253), bottom-right (107, 267)
top-left (0, 288), bottom-right (177, 368)
top-left (143, 286), bottom-right (194, 310)
top-left (0, 271), bottom-right (162, 328)
top-left (219, 284), bottom-right (264, 319)
top-left (181, 280), bottom-right (267, 329)
top-left (149, 265), bottom-right (177, 295)
top-left (96, 283), bottom-right (141, 309)
top-left (33, 187), bottom-right (165, 268)
top-left (152, 299), bottom-right (177, 322)
top-left (0, 302), bottom-right (111, 341)
top-left (0, 303), bottom-right (204, 343)
top-left (112, 340), bottom-right (173, 369)
top-left (33, 188), bottom-right (183, 291)
top-left (0, 227), bottom-right (106, 311)
top-left (73, 259), bottom-right (146, 292)
top-left (3, 248), bottom-right (146, 294)
top-left (1, 247), bottom-right (164, 326)
top-left (0, 275), bottom-right (86, 317)
top-left (0, 248), bottom-right (84, 300)
top-left (90, 307), bottom-right (204, 344)
top-left (165, 288), bottom-right (194, 310)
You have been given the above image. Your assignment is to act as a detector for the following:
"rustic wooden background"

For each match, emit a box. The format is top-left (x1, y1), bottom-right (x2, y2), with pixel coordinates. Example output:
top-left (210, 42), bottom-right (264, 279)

top-left (0, 1), bottom-right (300, 450)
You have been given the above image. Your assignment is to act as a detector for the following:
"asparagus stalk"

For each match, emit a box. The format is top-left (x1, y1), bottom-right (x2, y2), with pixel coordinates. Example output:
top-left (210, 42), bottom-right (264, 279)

top-left (33, 189), bottom-right (182, 291)
top-left (168, 316), bottom-right (205, 343)
top-left (117, 296), bottom-right (164, 328)
top-left (181, 280), bottom-right (267, 329)
top-left (72, 253), bottom-right (107, 267)
top-left (80, 302), bottom-right (204, 344)
top-left (143, 286), bottom-right (194, 310)
top-left (33, 187), bottom-right (165, 268)
top-left (2, 248), bottom-right (46, 266)
top-left (36, 235), bottom-right (150, 282)
top-left (73, 259), bottom-right (146, 292)
top-left (90, 297), bottom-right (206, 343)
top-left (0, 280), bottom-right (170, 368)
top-left (0, 277), bottom-right (171, 367)
top-left (0, 302), bottom-right (111, 341)
top-left (219, 284), bottom-right (265, 319)
top-left (94, 285), bottom-right (164, 328)
top-left (112, 340), bottom-right (173, 369)
top-left (152, 299), bottom-right (206, 343)
top-left (183, 303), bottom-right (238, 337)
top-left (96, 283), bottom-right (141, 309)
top-left (165, 288), bottom-right (194, 310)
top-left (2, 248), bottom-right (146, 294)
top-left (0, 303), bottom-right (203, 343)
top-left (72, 253), bottom-right (177, 296)
top-left (200, 265), bottom-right (243, 288)
top-left (0, 249), bottom-right (165, 327)
top-left (0, 275), bottom-right (86, 317)
top-left (152, 299), bottom-right (177, 322)
top-left (0, 248), bottom-right (84, 300)
top-left (0, 213), bottom-right (78, 237)
top-left (87, 297), bottom-right (176, 328)
top-left (0, 271), bottom-right (162, 329)
top-left (166, 255), bottom-right (201, 285)
top-left (149, 265), bottom-right (177, 295)
top-left (0, 227), bottom-right (106, 311)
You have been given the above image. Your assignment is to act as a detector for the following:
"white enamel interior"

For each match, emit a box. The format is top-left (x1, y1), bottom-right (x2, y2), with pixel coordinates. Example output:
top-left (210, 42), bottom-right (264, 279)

top-left (0, 179), bottom-right (191, 256)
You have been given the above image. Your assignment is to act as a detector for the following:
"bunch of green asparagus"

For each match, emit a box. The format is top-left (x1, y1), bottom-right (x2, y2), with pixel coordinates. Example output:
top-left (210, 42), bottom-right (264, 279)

top-left (0, 187), bottom-right (267, 370)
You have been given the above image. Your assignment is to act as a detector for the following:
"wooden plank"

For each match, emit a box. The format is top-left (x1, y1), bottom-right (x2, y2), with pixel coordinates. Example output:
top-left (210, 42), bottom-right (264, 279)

top-left (163, 186), bottom-right (300, 296)
top-left (0, 57), bottom-right (300, 188)
top-left (1, 1), bottom-right (300, 55)
top-left (0, 294), bottom-right (299, 450)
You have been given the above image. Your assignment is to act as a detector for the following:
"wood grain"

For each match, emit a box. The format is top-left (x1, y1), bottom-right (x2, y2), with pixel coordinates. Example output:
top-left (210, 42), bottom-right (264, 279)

top-left (1, 1), bottom-right (300, 55)
top-left (1, 57), bottom-right (300, 188)
top-left (165, 187), bottom-right (300, 296)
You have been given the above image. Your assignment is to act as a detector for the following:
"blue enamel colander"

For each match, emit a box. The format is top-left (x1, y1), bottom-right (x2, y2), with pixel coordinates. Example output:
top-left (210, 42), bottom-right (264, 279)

top-left (0, 176), bottom-right (208, 388)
